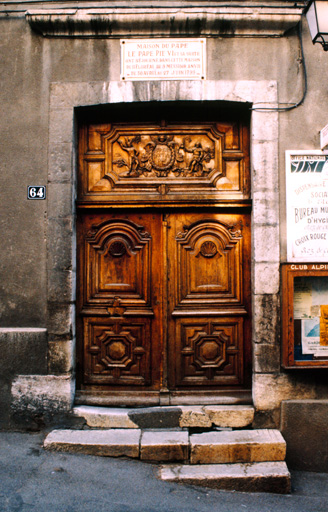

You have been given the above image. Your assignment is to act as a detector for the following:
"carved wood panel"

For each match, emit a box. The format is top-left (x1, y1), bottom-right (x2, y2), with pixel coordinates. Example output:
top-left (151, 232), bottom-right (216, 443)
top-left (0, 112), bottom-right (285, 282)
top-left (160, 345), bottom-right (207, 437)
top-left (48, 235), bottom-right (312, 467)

top-left (77, 212), bottom-right (163, 390)
top-left (83, 317), bottom-right (151, 386)
top-left (84, 218), bottom-right (152, 308)
top-left (78, 211), bottom-right (251, 393)
top-left (174, 318), bottom-right (244, 387)
top-left (174, 219), bottom-right (244, 308)
top-left (167, 212), bottom-right (251, 390)
top-left (78, 120), bottom-right (250, 204)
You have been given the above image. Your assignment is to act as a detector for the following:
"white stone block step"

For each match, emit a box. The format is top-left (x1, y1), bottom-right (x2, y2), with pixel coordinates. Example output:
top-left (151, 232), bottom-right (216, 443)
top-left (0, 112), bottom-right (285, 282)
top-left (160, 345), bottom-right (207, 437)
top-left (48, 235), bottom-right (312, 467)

top-left (73, 404), bottom-right (254, 429)
top-left (140, 430), bottom-right (189, 462)
top-left (190, 429), bottom-right (286, 464)
top-left (44, 429), bottom-right (141, 458)
top-left (73, 406), bottom-right (139, 429)
top-left (159, 462), bottom-right (291, 494)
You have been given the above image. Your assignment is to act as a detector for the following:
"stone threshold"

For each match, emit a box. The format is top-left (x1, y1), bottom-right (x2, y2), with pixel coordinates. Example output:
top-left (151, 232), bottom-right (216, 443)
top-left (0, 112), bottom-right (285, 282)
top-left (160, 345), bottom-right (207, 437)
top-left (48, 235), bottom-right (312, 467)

top-left (73, 404), bottom-right (255, 429)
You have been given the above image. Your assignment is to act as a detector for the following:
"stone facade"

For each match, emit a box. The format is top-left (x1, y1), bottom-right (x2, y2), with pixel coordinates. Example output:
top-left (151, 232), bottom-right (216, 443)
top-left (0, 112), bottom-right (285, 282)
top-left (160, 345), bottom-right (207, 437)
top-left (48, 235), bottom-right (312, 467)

top-left (1, 0), bottom-right (328, 470)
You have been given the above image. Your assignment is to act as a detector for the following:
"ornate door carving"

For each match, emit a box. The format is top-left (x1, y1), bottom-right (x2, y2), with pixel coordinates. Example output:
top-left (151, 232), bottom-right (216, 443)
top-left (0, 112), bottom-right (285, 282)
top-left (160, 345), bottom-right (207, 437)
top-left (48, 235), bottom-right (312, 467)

top-left (167, 213), bottom-right (251, 390)
top-left (77, 213), bottom-right (163, 391)
top-left (77, 116), bottom-right (251, 404)
top-left (78, 118), bottom-right (250, 205)
top-left (77, 211), bottom-right (251, 397)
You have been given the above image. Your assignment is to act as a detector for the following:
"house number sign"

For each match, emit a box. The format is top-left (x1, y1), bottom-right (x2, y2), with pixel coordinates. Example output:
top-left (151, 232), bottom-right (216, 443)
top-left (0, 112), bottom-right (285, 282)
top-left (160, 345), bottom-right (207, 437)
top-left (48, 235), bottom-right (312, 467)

top-left (27, 186), bottom-right (46, 200)
top-left (121, 38), bottom-right (206, 81)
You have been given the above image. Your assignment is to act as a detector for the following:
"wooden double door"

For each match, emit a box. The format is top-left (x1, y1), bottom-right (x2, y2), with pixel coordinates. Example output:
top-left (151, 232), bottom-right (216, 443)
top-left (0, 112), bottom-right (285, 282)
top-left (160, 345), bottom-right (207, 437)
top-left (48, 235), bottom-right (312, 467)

top-left (77, 209), bottom-right (251, 404)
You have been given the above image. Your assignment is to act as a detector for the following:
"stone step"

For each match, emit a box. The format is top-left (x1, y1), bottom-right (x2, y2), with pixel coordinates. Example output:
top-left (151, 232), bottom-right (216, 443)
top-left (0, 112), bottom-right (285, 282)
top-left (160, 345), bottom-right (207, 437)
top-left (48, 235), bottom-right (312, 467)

top-left (159, 462), bottom-right (291, 494)
top-left (44, 429), bottom-right (141, 458)
top-left (44, 428), bottom-right (286, 464)
top-left (73, 404), bottom-right (255, 429)
top-left (190, 429), bottom-right (286, 464)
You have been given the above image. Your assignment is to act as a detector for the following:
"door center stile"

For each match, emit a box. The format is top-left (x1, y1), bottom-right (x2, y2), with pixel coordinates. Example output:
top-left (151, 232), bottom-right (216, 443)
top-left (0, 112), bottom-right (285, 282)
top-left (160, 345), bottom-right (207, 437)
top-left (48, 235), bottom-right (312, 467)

top-left (160, 213), bottom-right (170, 395)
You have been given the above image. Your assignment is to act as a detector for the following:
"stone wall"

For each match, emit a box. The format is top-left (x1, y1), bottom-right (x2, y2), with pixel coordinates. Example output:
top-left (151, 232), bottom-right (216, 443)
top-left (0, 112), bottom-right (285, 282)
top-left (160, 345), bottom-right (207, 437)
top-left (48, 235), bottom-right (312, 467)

top-left (1, 8), bottom-right (328, 437)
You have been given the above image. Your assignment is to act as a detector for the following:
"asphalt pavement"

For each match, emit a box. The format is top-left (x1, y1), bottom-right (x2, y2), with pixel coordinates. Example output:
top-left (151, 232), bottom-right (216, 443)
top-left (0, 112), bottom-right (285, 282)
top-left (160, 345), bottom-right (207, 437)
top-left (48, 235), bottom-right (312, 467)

top-left (0, 431), bottom-right (328, 512)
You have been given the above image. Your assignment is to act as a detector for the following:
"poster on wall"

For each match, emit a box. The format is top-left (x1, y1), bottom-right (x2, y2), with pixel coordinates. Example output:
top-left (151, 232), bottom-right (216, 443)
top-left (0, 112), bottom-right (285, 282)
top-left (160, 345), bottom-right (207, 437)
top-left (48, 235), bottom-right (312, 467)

top-left (293, 276), bottom-right (328, 358)
top-left (286, 150), bottom-right (328, 262)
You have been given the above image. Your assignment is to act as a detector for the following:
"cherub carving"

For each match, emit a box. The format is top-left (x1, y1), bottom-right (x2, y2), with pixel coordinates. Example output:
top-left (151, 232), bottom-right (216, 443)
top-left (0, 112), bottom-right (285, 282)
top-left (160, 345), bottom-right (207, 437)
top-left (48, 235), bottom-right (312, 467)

top-left (114, 136), bottom-right (141, 177)
top-left (183, 137), bottom-right (214, 176)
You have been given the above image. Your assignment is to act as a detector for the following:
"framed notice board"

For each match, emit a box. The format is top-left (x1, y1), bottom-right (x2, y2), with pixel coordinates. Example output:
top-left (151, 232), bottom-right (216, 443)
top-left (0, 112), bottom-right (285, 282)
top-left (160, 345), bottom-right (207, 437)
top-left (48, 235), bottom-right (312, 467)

top-left (282, 263), bottom-right (328, 368)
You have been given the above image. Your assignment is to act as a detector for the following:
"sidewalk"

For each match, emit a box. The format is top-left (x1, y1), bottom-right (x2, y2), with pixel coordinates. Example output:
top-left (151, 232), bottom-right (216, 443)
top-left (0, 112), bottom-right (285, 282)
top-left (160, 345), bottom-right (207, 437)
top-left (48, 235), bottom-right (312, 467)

top-left (0, 431), bottom-right (328, 512)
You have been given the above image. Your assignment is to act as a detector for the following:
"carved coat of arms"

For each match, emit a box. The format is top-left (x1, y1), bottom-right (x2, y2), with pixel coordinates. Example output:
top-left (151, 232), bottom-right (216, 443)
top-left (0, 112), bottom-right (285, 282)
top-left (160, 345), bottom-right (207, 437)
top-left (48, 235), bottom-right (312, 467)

top-left (113, 133), bottom-right (215, 178)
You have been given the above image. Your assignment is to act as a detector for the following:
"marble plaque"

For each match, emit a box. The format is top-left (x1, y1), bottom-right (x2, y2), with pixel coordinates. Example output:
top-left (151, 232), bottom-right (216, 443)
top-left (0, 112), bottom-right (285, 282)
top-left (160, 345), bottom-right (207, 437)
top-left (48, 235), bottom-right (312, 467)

top-left (121, 38), bottom-right (206, 81)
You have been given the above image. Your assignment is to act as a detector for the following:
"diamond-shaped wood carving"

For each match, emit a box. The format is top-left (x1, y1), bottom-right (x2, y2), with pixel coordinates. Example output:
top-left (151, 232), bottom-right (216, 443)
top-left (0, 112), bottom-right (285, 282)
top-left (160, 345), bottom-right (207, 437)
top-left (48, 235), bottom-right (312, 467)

top-left (84, 318), bottom-right (150, 386)
top-left (176, 319), bottom-right (244, 387)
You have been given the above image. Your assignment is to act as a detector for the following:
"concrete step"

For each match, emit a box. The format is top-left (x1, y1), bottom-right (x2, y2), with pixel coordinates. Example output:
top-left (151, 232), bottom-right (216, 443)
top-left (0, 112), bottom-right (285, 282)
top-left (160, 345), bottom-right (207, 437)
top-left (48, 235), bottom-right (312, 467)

top-left (73, 405), bottom-right (255, 429)
top-left (159, 462), bottom-right (291, 494)
top-left (190, 429), bottom-right (286, 464)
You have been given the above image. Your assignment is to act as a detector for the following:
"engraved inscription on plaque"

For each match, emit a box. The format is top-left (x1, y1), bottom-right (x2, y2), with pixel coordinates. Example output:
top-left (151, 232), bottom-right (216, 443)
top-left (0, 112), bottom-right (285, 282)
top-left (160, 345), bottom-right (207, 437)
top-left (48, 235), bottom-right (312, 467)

top-left (121, 39), bottom-right (206, 81)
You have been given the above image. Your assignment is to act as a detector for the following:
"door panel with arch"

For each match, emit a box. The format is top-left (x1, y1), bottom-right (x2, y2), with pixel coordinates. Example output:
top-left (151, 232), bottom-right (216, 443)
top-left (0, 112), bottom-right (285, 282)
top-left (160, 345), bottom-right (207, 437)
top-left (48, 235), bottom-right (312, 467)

top-left (77, 210), bottom-right (251, 402)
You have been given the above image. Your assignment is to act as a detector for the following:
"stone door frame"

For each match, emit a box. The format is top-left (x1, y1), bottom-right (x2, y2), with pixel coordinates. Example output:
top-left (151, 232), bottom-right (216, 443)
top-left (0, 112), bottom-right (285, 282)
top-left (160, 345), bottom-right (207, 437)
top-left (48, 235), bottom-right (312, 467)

top-left (45, 79), bottom-right (279, 411)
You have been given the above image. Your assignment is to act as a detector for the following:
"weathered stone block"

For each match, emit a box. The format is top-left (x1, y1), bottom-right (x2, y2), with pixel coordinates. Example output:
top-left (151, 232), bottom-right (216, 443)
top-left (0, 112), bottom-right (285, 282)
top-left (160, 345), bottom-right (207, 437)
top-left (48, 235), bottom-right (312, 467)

top-left (47, 182), bottom-right (74, 219)
top-left (252, 109), bottom-right (278, 142)
top-left (48, 270), bottom-right (75, 303)
top-left (48, 339), bottom-right (74, 374)
top-left (50, 82), bottom-right (91, 109)
top-left (48, 143), bottom-right (73, 183)
top-left (253, 262), bottom-right (280, 295)
top-left (253, 294), bottom-right (280, 344)
top-left (47, 303), bottom-right (75, 337)
top-left (190, 430), bottom-right (286, 464)
top-left (253, 343), bottom-right (281, 373)
top-left (253, 225), bottom-right (279, 263)
top-left (159, 461), bottom-right (291, 494)
top-left (179, 406), bottom-right (212, 428)
top-left (252, 192), bottom-right (279, 225)
top-left (140, 431), bottom-right (189, 462)
top-left (128, 407), bottom-right (182, 429)
top-left (44, 429), bottom-right (141, 458)
top-left (281, 400), bottom-right (328, 472)
top-left (73, 406), bottom-right (139, 428)
top-left (49, 109), bottom-right (74, 144)
top-left (251, 140), bottom-right (278, 192)
top-left (203, 405), bottom-right (254, 428)
top-left (11, 375), bottom-right (74, 414)
top-left (253, 373), bottom-right (317, 411)
top-left (47, 218), bottom-right (74, 271)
